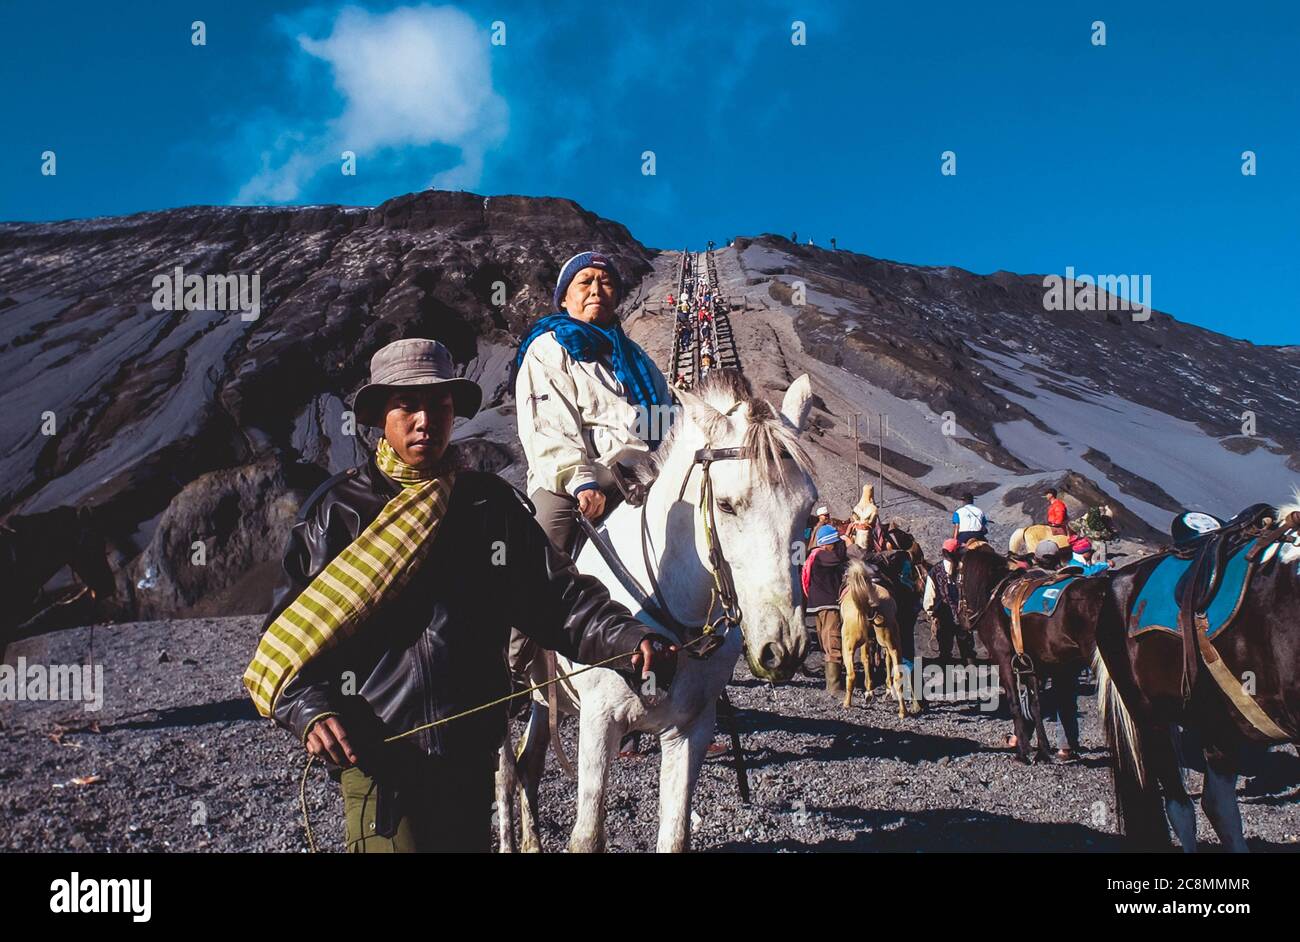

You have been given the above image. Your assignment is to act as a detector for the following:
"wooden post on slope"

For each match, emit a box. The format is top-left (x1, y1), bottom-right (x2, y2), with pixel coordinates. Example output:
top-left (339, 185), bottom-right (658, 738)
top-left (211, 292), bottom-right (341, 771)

top-left (877, 413), bottom-right (885, 507)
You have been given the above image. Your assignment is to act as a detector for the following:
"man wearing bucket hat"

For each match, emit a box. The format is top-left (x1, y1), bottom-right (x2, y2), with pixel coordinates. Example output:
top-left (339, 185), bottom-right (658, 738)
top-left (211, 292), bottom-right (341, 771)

top-left (245, 338), bottom-right (677, 852)
top-left (509, 251), bottom-right (672, 680)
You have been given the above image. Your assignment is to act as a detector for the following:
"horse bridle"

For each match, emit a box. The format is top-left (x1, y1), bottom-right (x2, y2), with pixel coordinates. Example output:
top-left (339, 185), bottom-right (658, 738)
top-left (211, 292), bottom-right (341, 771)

top-left (577, 443), bottom-right (756, 660)
top-left (956, 551), bottom-right (1041, 715)
top-left (956, 553), bottom-right (1019, 637)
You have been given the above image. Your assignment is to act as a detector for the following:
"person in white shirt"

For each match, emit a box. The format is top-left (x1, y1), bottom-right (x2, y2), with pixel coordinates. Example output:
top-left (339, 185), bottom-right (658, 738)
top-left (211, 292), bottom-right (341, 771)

top-left (951, 492), bottom-right (988, 544)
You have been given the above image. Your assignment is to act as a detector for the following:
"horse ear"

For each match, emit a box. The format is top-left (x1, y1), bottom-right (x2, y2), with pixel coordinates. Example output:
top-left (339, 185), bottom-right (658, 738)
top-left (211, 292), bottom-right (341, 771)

top-left (779, 374), bottom-right (814, 433)
top-left (675, 385), bottom-right (729, 439)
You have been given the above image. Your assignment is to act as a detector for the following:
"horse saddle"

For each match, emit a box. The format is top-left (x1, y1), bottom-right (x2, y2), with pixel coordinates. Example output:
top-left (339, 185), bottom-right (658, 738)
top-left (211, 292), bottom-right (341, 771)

top-left (1000, 569), bottom-right (1081, 657)
top-left (1129, 503), bottom-right (1278, 641)
top-left (1128, 545), bottom-right (1254, 640)
top-left (1135, 506), bottom-right (1299, 740)
top-left (1001, 573), bottom-right (1080, 620)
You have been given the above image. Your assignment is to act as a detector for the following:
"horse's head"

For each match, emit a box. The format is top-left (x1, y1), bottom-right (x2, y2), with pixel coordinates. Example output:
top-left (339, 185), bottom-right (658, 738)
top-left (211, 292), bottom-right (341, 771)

top-left (954, 542), bottom-right (1016, 632)
top-left (669, 373), bottom-right (817, 682)
top-left (852, 484), bottom-right (879, 527)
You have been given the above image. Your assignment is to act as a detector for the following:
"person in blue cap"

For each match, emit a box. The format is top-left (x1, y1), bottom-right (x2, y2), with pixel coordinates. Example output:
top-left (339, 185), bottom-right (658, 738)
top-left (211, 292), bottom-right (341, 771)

top-left (801, 523), bottom-right (850, 697)
top-left (510, 251), bottom-right (671, 676)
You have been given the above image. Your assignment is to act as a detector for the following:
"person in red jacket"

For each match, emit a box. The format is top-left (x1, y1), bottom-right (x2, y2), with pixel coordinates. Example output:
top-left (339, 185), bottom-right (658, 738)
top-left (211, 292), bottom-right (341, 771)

top-left (802, 525), bottom-right (849, 698)
top-left (1045, 488), bottom-right (1069, 535)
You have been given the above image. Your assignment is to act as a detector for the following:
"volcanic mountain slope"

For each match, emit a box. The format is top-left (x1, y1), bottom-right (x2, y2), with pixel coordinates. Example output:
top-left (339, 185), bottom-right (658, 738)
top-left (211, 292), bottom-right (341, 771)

top-left (1, 192), bottom-right (1296, 620)
top-left (0, 191), bottom-right (651, 618)
top-left (636, 236), bottom-right (1297, 553)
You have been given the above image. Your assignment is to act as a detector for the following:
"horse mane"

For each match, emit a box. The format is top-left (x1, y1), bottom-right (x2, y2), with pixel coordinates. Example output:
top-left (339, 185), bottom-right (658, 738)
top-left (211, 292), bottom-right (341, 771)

top-left (1278, 487), bottom-right (1300, 520)
top-left (844, 558), bottom-right (887, 614)
top-left (646, 371), bottom-right (813, 489)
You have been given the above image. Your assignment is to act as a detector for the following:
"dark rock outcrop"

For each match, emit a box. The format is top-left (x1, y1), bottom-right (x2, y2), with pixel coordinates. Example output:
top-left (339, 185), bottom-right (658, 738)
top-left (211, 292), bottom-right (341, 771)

top-left (0, 191), bottom-right (652, 618)
top-left (122, 457), bottom-right (329, 621)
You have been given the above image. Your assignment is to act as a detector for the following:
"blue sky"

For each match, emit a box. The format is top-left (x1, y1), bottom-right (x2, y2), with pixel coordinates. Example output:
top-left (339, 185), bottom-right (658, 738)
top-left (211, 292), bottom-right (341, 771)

top-left (2, 1), bottom-right (1297, 344)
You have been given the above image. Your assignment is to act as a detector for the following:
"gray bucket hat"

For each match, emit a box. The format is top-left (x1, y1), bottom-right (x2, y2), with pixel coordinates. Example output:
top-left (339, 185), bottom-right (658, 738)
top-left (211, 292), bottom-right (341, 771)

top-left (352, 338), bottom-right (482, 427)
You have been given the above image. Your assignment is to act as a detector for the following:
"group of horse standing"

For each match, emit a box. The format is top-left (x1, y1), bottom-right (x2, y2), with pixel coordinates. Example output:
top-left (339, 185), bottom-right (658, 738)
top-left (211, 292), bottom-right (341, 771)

top-left (954, 500), bottom-right (1300, 852)
top-left (493, 370), bottom-right (1300, 853)
top-left (4, 369), bottom-right (1297, 855)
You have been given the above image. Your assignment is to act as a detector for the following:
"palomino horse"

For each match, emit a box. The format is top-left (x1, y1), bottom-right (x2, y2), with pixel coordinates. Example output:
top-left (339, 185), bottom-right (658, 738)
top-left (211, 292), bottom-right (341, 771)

top-left (497, 372), bottom-right (817, 852)
top-left (1, 505), bottom-right (116, 661)
top-left (1009, 506), bottom-right (1115, 558)
top-left (1008, 524), bottom-right (1070, 556)
top-left (840, 559), bottom-right (918, 717)
top-left (849, 484), bottom-right (927, 575)
top-left (851, 484), bottom-right (878, 536)
top-left (954, 543), bottom-right (1109, 763)
top-left (1093, 497), bottom-right (1300, 851)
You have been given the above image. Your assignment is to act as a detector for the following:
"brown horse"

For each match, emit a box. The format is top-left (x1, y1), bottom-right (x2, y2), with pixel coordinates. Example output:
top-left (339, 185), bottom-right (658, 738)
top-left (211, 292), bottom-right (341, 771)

top-left (0, 505), bottom-right (116, 660)
top-left (955, 543), bottom-right (1110, 763)
top-left (1093, 500), bottom-right (1300, 851)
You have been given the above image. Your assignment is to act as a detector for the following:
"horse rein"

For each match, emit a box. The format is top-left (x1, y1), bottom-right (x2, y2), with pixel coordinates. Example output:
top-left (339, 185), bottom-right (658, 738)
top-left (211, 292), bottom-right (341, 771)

top-left (578, 443), bottom-right (756, 660)
top-left (956, 555), bottom-right (1019, 638)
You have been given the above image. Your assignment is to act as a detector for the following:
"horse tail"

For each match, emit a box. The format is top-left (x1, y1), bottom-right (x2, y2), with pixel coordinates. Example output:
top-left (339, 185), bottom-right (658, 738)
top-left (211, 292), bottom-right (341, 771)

top-left (844, 559), bottom-right (878, 616)
top-left (1094, 648), bottom-right (1170, 848)
top-left (1279, 486), bottom-right (1300, 520)
top-left (1094, 649), bottom-right (1142, 785)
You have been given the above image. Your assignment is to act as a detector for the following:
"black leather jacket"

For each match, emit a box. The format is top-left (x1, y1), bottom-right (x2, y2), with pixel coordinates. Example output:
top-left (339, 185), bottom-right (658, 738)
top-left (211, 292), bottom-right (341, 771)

top-left (263, 454), bottom-right (656, 764)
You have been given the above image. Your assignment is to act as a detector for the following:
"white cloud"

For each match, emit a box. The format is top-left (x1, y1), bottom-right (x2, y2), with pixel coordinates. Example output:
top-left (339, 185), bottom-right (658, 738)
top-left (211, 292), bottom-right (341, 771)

top-left (236, 4), bottom-right (507, 203)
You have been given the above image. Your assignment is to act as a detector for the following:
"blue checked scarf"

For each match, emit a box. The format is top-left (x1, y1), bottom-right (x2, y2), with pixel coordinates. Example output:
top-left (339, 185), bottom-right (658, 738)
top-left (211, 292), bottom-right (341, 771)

top-left (514, 313), bottom-right (669, 446)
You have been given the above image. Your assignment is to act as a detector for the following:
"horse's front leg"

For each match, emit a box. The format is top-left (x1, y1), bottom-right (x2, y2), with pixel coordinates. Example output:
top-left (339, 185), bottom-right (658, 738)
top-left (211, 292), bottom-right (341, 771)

top-left (840, 620), bottom-right (858, 709)
top-left (657, 702), bottom-right (717, 853)
top-left (568, 704), bottom-right (622, 853)
top-left (993, 650), bottom-right (1032, 763)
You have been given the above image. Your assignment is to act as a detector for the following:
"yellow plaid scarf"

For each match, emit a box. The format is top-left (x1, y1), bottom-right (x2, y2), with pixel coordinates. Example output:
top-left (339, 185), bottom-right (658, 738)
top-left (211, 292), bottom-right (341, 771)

top-left (243, 437), bottom-right (456, 718)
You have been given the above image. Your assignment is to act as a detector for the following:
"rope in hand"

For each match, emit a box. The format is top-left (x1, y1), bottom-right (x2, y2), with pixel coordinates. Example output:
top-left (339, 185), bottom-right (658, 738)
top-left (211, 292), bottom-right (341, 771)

top-left (297, 633), bottom-right (713, 852)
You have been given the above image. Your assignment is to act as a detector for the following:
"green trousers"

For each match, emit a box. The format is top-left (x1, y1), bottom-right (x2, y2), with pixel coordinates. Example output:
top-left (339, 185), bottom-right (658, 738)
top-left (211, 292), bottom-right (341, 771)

top-left (340, 752), bottom-right (497, 853)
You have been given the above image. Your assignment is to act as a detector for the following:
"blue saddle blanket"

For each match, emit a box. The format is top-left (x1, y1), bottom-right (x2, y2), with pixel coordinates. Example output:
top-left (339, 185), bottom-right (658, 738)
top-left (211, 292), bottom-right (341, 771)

top-left (1002, 577), bottom-right (1079, 618)
top-left (1128, 543), bottom-right (1253, 640)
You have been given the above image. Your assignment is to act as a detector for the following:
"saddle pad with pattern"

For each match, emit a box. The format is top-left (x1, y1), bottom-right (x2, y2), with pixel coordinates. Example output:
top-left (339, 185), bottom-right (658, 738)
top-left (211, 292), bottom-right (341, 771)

top-left (1128, 542), bottom-right (1254, 640)
top-left (1002, 576), bottom-right (1079, 618)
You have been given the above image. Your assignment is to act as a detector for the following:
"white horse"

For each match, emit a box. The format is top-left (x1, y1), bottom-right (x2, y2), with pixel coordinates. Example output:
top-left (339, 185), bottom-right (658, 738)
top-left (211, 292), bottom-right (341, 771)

top-left (497, 371), bottom-right (817, 853)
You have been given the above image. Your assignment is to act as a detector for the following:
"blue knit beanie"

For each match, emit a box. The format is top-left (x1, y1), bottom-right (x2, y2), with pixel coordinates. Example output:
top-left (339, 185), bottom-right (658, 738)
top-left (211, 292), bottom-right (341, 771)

top-left (554, 251), bottom-right (623, 309)
top-left (815, 524), bottom-right (841, 546)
